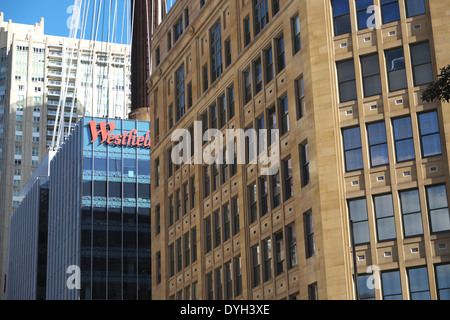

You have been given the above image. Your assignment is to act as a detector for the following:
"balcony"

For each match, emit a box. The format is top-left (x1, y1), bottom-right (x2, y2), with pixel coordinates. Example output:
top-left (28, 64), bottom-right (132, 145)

top-left (48, 90), bottom-right (61, 96)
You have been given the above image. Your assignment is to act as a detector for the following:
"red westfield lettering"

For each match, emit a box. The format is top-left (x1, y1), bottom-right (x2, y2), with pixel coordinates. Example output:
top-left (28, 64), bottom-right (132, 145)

top-left (88, 120), bottom-right (151, 147)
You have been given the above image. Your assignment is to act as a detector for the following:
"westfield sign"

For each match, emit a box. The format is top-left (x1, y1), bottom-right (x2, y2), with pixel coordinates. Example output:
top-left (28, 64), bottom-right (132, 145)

top-left (88, 120), bottom-right (151, 148)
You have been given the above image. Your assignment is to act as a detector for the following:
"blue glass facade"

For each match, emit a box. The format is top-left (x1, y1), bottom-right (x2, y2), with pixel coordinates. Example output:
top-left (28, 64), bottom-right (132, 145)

top-left (47, 118), bottom-right (151, 300)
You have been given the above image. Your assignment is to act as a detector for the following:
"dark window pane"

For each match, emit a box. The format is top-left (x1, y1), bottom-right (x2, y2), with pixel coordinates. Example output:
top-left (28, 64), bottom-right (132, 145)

top-left (406, 0), bottom-right (425, 17)
top-left (381, 0), bottom-right (400, 24)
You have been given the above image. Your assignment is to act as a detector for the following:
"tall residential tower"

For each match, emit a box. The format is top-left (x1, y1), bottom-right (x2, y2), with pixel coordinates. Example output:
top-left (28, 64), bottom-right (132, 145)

top-left (0, 13), bottom-right (131, 297)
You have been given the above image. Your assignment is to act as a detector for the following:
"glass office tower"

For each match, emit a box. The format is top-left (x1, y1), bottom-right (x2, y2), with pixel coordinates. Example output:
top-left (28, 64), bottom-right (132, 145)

top-left (46, 117), bottom-right (151, 300)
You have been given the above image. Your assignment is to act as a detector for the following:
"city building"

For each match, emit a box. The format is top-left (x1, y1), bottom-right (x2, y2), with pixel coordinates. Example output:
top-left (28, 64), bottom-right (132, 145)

top-left (6, 117), bottom-right (151, 300)
top-left (0, 13), bottom-right (132, 296)
top-left (5, 176), bottom-right (49, 300)
top-left (131, 0), bottom-right (450, 299)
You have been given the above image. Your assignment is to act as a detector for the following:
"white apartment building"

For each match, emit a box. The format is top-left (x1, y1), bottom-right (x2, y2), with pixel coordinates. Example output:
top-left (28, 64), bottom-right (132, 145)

top-left (0, 12), bottom-right (131, 298)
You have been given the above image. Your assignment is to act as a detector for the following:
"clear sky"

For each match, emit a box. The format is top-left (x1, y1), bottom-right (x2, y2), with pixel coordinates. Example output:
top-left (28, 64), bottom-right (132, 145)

top-left (0, 0), bottom-right (132, 44)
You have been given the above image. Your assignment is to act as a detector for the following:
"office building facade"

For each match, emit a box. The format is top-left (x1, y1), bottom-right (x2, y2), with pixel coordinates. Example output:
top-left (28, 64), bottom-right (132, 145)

top-left (0, 13), bottom-right (132, 296)
top-left (133, 0), bottom-right (450, 299)
top-left (6, 117), bottom-right (151, 300)
top-left (5, 176), bottom-right (49, 300)
top-left (46, 117), bottom-right (151, 299)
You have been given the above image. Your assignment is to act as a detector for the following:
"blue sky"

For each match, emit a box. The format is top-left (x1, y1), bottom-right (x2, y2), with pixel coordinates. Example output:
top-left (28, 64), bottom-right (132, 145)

top-left (0, 0), bottom-right (132, 43)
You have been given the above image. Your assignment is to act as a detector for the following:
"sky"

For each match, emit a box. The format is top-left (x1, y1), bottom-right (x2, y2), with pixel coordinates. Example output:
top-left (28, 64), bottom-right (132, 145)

top-left (0, 0), bottom-right (132, 44)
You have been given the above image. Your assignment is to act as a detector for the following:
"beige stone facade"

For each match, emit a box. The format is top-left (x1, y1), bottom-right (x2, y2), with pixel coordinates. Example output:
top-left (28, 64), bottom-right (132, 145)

top-left (131, 0), bottom-right (450, 300)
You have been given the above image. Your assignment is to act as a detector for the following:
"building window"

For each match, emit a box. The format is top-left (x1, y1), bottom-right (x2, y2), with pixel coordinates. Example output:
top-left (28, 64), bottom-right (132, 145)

top-left (222, 203), bottom-right (230, 241)
top-left (173, 17), bottom-right (183, 43)
top-left (381, 270), bottom-right (402, 300)
top-left (332, 0), bottom-right (351, 36)
top-left (406, 0), bottom-right (425, 17)
top-left (213, 210), bottom-right (221, 248)
top-left (204, 166), bottom-right (210, 197)
top-left (175, 189), bottom-right (181, 221)
top-left (286, 223), bottom-right (298, 268)
top-left (262, 238), bottom-right (272, 282)
top-left (399, 189), bottom-right (423, 237)
top-left (254, 58), bottom-right (262, 94)
top-left (257, 116), bottom-right (266, 155)
top-left (212, 162), bottom-right (219, 191)
top-left (361, 54), bottom-right (382, 97)
top-left (386, 47), bottom-right (407, 92)
top-left (183, 183), bottom-right (189, 215)
top-left (215, 267), bottom-right (223, 300)
top-left (304, 211), bottom-right (315, 259)
top-left (411, 42), bottom-right (433, 86)
top-left (264, 46), bottom-right (274, 84)
top-left (249, 182), bottom-right (258, 223)
top-left (155, 158), bottom-right (160, 187)
top-left (169, 243), bottom-right (175, 277)
top-left (392, 116), bottom-right (415, 162)
top-left (191, 227), bottom-right (197, 262)
top-left (210, 21), bottom-right (223, 83)
top-left (308, 282), bottom-right (318, 300)
top-left (274, 231), bottom-right (285, 276)
top-left (225, 262), bottom-right (233, 299)
top-left (184, 233), bottom-right (190, 267)
top-left (203, 64), bottom-right (208, 92)
top-left (407, 267), bottom-right (430, 300)
top-left (373, 194), bottom-right (396, 241)
top-left (224, 38), bottom-right (231, 67)
top-left (358, 274), bottom-right (375, 300)
top-left (356, 0), bottom-right (373, 30)
top-left (251, 244), bottom-right (261, 287)
top-left (279, 95), bottom-right (289, 135)
top-left (187, 82), bottom-right (192, 109)
top-left (435, 263), bottom-right (450, 300)
top-left (175, 65), bottom-right (185, 121)
top-left (169, 195), bottom-right (174, 226)
top-left (426, 185), bottom-right (450, 233)
top-left (243, 69), bottom-right (252, 105)
top-left (276, 36), bottom-right (285, 73)
top-left (271, 172), bottom-right (281, 209)
top-left (176, 238), bottom-right (182, 273)
top-left (367, 121), bottom-right (389, 167)
top-left (155, 205), bottom-right (160, 235)
top-left (167, 30), bottom-right (172, 50)
top-left (342, 127), bottom-right (363, 172)
top-left (381, 0), bottom-right (400, 24)
top-left (254, 0), bottom-right (269, 36)
top-left (219, 95), bottom-right (227, 129)
top-left (295, 76), bottom-right (305, 119)
top-left (292, 15), bottom-right (301, 54)
top-left (348, 198), bottom-right (370, 245)
top-left (418, 111), bottom-right (442, 158)
top-left (272, 0), bottom-right (279, 15)
top-left (283, 157), bottom-right (293, 200)
top-left (210, 104), bottom-right (218, 129)
top-left (156, 252), bottom-right (161, 284)
top-left (337, 59), bottom-right (357, 102)
top-left (232, 197), bottom-right (240, 235)
top-left (189, 176), bottom-right (196, 210)
top-left (227, 86), bottom-right (235, 120)
top-left (168, 103), bottom-right (174, 129)
top-left (206, 272), bottom-right (213, 300)
top-left (300, 142), bottom-right (310, 187)
top-left (268, 106), bottom-right (277, 146)
top-left (259, 177), bottom-right (269, 216)
top-left (244, 16), bottom-right (251, 47)
top-left (205, 216), bottom-right (212, 253)
top-left (234, 256), bottom-right (242, 296)
top-left (155, 46), bottom-right (160, 66)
